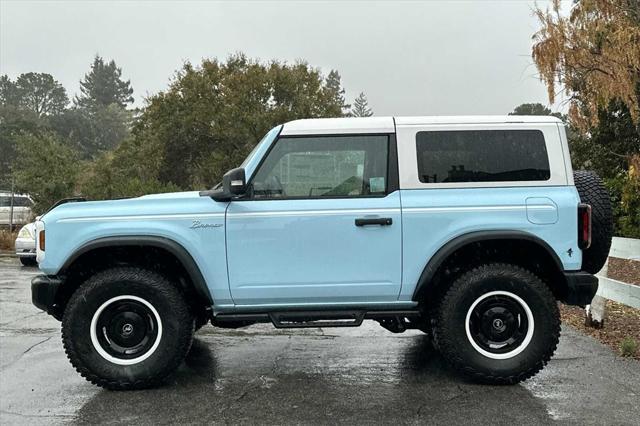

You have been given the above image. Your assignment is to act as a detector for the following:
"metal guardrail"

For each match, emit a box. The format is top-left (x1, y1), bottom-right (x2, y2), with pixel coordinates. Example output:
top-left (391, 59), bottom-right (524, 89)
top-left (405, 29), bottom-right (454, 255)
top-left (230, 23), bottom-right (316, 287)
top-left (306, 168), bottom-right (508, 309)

top-left (596, 237), bottom-right (640, 308)
top-left (597, 277), bottom-right (640, 309)
top-left (608, 237), bottom-right (640, 261)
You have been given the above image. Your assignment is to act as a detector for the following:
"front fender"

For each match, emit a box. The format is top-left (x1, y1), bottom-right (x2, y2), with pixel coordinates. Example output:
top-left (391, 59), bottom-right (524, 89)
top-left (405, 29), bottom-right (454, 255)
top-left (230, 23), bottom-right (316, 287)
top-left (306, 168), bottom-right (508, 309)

top-left (38, 206), bottom-right (231, 305)
top-left (59, 235), bottom-right (214, 305)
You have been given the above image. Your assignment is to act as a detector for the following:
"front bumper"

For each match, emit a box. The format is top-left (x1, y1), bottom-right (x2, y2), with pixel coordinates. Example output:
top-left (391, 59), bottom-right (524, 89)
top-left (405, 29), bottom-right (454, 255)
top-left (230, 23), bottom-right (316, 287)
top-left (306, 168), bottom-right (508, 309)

top-left (31, 275), bottom-right (63, 318)
top-left (15, 238), bottom-right (36, 257)
top-left (564, 271), bottom-right (599, 306)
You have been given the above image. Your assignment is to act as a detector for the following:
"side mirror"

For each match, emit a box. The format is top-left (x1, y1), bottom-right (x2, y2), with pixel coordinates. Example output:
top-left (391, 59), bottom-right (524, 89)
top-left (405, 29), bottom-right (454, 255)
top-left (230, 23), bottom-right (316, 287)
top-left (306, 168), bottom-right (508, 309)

top-left (211, 168), bottom-right (247, 201)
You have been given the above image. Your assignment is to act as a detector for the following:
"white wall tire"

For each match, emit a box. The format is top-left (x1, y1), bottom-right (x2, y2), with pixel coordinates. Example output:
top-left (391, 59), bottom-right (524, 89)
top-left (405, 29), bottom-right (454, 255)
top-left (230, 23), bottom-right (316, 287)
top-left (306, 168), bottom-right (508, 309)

top-left (433, 263), bottom-right (560, 384)
top-left (62, 267), bottom-right (194, 390)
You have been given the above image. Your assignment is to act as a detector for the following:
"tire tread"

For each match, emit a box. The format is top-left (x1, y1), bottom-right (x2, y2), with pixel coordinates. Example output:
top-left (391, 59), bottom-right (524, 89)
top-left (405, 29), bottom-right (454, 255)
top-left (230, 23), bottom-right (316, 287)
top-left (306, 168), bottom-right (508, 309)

top-left (433, 263), bottom-right (561, 385)
top-left (62, 266), bottom-right (194, 390)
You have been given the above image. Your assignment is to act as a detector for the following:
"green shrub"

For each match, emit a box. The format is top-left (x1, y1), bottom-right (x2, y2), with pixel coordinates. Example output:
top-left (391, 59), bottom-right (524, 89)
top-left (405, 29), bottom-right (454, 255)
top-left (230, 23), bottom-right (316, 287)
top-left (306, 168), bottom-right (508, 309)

top-left (620, 337), bottom-right (638, 358)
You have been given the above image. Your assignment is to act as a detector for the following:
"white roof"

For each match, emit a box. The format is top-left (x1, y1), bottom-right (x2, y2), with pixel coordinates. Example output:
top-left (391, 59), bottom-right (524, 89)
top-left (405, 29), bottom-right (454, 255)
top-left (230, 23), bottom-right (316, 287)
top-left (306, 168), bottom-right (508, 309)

top-left (281, 115), bottom-right (562, 135)
top-left (281, 117), bottom-right (394, 135)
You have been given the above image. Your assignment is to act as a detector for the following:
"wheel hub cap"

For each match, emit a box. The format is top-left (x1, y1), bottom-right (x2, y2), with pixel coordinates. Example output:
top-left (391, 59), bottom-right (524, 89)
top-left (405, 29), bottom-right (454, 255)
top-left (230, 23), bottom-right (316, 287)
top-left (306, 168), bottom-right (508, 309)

top-left (90, 296), bottom-right (163, 365)
top-left (465, 291), bottom-right (535, 360)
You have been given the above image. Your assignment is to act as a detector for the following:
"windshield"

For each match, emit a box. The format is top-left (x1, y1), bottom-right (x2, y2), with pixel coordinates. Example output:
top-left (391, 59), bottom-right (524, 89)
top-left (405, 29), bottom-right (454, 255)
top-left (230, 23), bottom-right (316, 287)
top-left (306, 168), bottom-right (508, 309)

top-left (240, 125), bottom-right (282, 180)
top-left (213, 125), bottom-right (282, 189)
top-left (240, 125), bottom-right (282, 169)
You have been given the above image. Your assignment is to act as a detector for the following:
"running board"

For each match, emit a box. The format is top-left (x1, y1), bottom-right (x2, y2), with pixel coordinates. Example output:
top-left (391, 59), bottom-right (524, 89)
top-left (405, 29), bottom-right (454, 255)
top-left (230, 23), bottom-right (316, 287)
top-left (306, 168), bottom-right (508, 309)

top-left (269, 311), bottom-right (365, 328)
top-left (214, 309), bottom-right (421, 329)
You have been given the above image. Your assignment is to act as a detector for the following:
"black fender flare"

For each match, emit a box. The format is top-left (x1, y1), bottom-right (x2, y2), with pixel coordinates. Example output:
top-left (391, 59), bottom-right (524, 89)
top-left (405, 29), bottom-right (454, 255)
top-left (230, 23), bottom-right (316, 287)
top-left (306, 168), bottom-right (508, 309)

top-left (412, 230), bottom-right (564, 301)
top-left (61, 235), bottom-right (213, 306)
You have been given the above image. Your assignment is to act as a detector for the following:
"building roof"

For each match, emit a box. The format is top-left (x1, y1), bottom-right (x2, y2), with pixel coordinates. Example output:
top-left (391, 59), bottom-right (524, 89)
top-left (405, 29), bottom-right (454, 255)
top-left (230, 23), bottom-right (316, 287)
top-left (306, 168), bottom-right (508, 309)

top-left (281, 115), bottom-right (562, 135)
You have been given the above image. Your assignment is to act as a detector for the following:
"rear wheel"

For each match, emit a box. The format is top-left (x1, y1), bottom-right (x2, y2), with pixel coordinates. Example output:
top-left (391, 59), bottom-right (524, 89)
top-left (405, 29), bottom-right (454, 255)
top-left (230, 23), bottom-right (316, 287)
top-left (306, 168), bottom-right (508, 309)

top-left (434, 263), bottom-right (560, 384)
top-left (62, 267), bottom-right (194, 390)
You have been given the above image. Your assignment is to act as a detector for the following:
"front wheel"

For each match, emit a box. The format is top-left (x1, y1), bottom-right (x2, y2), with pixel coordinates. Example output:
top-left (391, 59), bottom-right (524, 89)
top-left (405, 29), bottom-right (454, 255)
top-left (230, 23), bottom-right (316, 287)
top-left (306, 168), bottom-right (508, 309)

top-left (62, 267), bottom-right (195, 390)
top-left (433, 263), bottom-right (560, 384)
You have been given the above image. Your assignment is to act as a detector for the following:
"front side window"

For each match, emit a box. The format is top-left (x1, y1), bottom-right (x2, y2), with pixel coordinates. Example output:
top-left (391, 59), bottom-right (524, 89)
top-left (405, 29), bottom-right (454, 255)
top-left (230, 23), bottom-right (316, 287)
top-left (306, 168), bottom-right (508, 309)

top-left (251, 135), bottom-right (389, 199)
top-left (416, 130), bottom-right (550, 183)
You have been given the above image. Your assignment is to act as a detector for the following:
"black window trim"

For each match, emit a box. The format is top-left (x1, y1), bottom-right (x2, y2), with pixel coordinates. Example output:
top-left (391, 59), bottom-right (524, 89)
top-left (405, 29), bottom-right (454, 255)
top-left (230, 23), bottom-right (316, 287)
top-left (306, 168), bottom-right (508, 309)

top-left (240, 132), bottom-right (399, 201)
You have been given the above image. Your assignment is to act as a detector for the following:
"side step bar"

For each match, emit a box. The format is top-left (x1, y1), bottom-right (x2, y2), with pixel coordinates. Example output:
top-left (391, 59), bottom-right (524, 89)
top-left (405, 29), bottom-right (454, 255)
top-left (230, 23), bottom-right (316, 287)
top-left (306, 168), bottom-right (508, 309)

top-left (214, 309), bottom-right (421, 329)
top-left (270, 311), bottom-right (365, 328)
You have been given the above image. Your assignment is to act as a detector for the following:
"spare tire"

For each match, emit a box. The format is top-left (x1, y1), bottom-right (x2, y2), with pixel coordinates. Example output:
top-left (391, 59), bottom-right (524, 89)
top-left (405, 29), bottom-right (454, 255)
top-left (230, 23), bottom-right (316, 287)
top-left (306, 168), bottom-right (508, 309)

top-left (573, 170), bottom-right (613, 273)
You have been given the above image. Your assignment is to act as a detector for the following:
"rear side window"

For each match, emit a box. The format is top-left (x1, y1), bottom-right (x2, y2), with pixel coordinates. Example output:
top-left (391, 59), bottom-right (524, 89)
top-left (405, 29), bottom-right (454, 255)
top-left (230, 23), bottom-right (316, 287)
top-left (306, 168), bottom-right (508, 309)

top-left (416, 130), bottom-right (550, 183)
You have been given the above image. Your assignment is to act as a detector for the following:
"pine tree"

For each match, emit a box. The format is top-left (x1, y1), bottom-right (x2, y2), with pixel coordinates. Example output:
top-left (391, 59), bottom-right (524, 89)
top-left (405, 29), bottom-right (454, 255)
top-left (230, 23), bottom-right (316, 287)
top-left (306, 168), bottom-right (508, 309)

top-left (75, 55), bottom-right (134, 110)
top-left (324, 70), bottom-right (349, 116)
top-left (351, 92), bottom-right (373, 117)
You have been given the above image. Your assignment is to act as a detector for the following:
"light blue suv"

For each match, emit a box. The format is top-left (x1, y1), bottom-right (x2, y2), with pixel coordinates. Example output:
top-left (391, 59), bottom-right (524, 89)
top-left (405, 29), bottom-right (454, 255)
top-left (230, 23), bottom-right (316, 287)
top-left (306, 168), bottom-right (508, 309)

top-left (31, 116), bottom-right (612, 389)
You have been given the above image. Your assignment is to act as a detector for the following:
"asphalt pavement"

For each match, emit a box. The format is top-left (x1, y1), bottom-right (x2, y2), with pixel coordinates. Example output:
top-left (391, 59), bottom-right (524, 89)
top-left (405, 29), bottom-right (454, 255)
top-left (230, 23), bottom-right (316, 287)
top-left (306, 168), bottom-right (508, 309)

top-left (1, 257), bottom-right (639, 425)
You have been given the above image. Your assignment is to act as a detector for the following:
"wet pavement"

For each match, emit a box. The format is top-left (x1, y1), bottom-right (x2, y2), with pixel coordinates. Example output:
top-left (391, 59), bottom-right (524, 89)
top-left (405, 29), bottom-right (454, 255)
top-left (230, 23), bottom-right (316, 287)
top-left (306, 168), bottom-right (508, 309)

top-left (1, 257), bottom-right (639, 425)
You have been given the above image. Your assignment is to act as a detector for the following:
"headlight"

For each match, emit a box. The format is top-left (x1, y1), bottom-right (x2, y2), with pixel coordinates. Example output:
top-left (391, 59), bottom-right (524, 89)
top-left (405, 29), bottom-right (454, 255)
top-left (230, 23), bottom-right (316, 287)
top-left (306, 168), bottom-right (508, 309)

top-left (18, 226), bottom-right (33, 239)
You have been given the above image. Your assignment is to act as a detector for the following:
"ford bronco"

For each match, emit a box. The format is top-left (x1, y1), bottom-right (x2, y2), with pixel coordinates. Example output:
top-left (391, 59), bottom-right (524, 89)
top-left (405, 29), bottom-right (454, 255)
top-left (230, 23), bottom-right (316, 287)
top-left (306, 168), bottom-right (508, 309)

top-left (31, 116), bottom-right (612, 389)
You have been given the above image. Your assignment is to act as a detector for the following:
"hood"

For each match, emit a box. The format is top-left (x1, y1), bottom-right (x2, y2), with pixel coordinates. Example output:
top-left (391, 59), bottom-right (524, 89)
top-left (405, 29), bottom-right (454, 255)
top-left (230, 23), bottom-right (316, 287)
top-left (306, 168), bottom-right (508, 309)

top-left (41, 191), bottom-right (226, 224)
top-left (136, 191), bottom-right (202, 200)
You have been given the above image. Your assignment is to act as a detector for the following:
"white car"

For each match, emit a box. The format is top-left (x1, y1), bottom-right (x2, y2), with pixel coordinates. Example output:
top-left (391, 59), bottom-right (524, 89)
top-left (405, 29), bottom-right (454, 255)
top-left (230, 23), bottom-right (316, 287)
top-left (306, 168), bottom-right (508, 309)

top-left (0, 191), bottom-right (34, 226)
top-left (15, 222), bottom-right (37, 266)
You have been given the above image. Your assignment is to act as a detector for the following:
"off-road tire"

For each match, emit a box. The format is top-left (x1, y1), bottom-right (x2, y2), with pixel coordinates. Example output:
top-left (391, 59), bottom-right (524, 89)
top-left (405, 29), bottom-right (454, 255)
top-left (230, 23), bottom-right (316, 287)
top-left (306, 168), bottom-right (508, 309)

top-left (433, 263), bottom-right (560, 385)
top-left (573, 170), bottom-right (613, 274)
top-left (62, 267), bottom-right (195, 390)
top-left (19, 257), bottom-right (37, 266)
top-left (195, 313), bottom-right (210, 331)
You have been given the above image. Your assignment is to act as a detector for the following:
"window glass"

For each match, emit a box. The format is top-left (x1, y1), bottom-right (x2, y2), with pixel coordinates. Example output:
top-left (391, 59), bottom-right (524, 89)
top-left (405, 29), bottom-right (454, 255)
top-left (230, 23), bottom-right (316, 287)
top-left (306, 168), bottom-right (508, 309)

top-left (416, 130), bottom-right (550, 183)
top-left (0, 196), bottom-right (32, 207)
top-left (14, 197), bottom-right (33, 207)
top-left (251, 135), bottom-right (388, 198)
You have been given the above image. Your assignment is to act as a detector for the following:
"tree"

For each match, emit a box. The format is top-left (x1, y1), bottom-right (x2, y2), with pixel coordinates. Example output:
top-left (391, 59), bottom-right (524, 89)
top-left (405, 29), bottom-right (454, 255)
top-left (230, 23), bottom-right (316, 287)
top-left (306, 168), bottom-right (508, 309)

top-left (50, 104), bottom-right (132, 158)
top-left (13, 133), bottom-right (80, 213)
top-left (131, 54), bottom-right (350, 189)
top-left (75, 55), bottom-right (134, 110)
top-left (324, 70), bottom-right (349, 116)
top-left (0, 104), bottom-right (44, 187)
top-left (508, 103), bottom-right (562, 118)
top-left (532, 0), bottom-right (640, 238)
top-left (81, 136), bottom-right (179, 200)
top-left (350, 92), bottom-right (373, 117)
top-left (1, 73), bottom-right (68, 117)
top-left (0, 75), bottom-right (20, 107)
top-left (533, 0), bottom-right (640, 129)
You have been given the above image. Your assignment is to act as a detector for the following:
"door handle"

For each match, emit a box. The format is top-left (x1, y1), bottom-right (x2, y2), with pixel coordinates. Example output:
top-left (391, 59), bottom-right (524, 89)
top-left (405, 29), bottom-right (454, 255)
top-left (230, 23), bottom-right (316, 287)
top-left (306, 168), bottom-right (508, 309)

top-left (355, 217), bottom-right (393, 227)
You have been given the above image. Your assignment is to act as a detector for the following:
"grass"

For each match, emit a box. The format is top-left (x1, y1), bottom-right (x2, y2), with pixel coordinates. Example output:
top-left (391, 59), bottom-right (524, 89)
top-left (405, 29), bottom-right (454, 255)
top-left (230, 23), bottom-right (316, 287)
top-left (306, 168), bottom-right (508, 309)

top-left (621, 337), bottom-right (639, 358)
top-left (0, 229), bottom-right (17, 252)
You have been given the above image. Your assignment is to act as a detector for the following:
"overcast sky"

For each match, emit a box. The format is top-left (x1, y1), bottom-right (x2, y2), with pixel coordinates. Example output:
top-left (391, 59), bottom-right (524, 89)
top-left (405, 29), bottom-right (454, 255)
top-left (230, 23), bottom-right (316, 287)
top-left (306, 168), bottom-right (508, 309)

top-left (0, 0), bottom-right (571, 116)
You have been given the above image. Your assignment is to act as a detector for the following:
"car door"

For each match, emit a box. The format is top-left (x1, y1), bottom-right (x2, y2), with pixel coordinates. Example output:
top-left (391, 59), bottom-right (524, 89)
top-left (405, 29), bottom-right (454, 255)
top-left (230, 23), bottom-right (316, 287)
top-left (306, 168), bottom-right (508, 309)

top-left (225, 133), bottom-right (402, 306)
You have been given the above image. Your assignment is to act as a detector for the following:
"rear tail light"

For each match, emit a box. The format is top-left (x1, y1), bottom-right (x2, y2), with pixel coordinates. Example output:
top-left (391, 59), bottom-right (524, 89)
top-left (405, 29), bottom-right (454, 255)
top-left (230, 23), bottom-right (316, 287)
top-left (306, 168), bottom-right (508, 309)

top-left (578, 204), bottom-right (591, 249)
top-left (38, 230), bottom-right (45, 251)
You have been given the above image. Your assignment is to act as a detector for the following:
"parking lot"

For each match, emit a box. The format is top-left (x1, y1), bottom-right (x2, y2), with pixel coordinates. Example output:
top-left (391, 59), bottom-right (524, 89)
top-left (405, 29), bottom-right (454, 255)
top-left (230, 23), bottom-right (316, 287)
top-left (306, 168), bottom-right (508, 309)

top-left (1, 258), bottom-right (639, 425)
